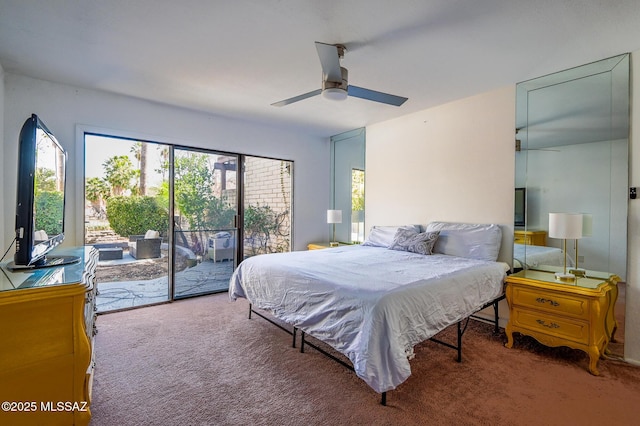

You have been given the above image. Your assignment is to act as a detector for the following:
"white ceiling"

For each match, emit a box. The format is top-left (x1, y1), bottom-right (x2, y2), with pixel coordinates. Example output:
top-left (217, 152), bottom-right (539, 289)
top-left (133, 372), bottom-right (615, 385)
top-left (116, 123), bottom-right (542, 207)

top-left (1, 0), bottom-right (640, 138)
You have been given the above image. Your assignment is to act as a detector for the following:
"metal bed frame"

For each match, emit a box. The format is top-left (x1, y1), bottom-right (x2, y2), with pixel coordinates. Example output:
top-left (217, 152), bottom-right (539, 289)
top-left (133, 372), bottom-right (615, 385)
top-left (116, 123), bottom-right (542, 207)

top-left (247, 293), bottom-right (505, 406)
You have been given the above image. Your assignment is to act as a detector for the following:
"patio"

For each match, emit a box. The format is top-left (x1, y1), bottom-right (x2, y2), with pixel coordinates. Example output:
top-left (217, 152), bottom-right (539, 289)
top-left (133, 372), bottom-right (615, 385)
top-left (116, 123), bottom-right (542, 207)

top-left (96, 253), bottom-right (234, 312)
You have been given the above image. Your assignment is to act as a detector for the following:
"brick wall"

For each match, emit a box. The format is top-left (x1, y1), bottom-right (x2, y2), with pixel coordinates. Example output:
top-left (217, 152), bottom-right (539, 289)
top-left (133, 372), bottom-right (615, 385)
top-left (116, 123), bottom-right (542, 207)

top-left (244, 157), bottom-right (292, 254)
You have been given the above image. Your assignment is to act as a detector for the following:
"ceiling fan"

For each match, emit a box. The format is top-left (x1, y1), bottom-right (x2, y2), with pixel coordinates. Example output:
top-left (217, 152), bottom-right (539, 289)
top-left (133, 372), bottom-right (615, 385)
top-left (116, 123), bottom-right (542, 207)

top-left (271, 41), bottom-right (408, 107)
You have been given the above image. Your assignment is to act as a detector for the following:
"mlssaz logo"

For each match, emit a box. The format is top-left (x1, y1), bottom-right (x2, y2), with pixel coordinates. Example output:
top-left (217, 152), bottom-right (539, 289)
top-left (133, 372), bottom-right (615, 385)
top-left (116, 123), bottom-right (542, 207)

top-left (40, 401), bottom-right (88, 412)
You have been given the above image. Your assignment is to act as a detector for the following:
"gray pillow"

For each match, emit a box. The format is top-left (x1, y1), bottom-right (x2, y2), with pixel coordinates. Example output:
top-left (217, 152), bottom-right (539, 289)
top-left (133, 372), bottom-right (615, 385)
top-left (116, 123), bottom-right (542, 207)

top-left (389, 229), bottom-right (440, 255)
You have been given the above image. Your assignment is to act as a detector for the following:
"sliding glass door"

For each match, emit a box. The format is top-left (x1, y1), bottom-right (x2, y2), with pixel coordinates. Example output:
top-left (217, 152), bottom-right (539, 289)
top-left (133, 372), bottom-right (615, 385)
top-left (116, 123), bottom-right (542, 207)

top-left (85, 135), bottom-right (293, 311)
top-left (172, 148), bottom-right (238, 298)
top-left (85, 135), bottom-right (171, 312)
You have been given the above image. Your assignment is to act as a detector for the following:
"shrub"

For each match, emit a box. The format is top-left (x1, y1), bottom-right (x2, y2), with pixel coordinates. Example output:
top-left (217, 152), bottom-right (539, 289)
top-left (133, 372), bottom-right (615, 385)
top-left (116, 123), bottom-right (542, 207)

top-left (106, 196), bottom-right (168, 238)
top-left (35, 191), bottom-right (64, 235)
top-left (244, 204), bottom-right (289, 255)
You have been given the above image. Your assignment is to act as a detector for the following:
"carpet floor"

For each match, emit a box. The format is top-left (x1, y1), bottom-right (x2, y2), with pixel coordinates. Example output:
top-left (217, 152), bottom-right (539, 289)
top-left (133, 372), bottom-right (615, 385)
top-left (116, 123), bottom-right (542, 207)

top-left (91, 293), bottom-right (640, 425)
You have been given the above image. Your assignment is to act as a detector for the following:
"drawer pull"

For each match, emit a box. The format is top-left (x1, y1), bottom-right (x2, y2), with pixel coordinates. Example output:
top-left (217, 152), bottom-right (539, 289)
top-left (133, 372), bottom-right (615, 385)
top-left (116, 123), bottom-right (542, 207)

top-left (536, 319), bottom-right (560, 329)
top-left (536, 297), bottom-right (559, 307)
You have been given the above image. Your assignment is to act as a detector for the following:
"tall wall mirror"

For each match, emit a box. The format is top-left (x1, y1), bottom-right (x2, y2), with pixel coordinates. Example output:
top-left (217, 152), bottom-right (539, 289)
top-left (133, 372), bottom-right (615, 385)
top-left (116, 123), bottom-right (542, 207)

top-left (515, 54), bottom-right (629, 356)
top-left (331, 128), bottom-right (365, 244)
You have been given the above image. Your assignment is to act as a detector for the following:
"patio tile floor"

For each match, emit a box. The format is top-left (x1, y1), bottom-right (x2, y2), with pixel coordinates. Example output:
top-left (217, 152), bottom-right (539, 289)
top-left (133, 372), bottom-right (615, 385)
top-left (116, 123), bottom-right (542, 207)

top-left (96, 258), bottom-right (234, 312)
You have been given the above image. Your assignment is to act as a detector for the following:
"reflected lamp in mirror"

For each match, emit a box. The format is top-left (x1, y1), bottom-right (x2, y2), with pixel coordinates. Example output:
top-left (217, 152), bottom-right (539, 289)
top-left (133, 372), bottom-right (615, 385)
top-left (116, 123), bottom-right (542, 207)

top-left (327, 209), bottom-right (342, 247)
top-left (549, 213), bottom-right (583, 282)
top-left (570, 214), bottom-right (593, 277)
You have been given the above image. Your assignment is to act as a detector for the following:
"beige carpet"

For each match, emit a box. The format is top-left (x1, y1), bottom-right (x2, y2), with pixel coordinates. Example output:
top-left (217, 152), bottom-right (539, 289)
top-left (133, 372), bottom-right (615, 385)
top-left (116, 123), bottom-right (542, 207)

top-left (91, 293), bottom-right (640, 426)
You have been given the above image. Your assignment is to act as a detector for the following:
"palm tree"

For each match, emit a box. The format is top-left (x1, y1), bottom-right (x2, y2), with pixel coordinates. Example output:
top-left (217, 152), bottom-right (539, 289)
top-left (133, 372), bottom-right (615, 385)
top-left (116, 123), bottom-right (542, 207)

top-left (86, 177), bottom-right (110, 212)
top-left (130, 142), bottom-right (148, 195)
top-left (103, 155), bottom-right (136, 196)
top-left (156, 146), bottom-right (169, 180)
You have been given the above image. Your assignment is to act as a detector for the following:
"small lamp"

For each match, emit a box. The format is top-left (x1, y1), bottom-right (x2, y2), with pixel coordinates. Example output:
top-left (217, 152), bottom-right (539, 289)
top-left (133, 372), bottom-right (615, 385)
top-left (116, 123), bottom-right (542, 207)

top-left (549, 213), bottom-right (583, 282)
top-left (327, 209), bottom-right (342, 247)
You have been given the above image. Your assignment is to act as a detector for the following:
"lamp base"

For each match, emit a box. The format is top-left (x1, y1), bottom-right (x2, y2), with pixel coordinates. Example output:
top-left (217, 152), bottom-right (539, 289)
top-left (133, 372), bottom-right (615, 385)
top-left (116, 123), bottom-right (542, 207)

top-left (329, 241), bottom-right (340, 247)
top-left (555, 272), bottom-right (576, 282)
top-left (569, 268), bottom-right (586, 278)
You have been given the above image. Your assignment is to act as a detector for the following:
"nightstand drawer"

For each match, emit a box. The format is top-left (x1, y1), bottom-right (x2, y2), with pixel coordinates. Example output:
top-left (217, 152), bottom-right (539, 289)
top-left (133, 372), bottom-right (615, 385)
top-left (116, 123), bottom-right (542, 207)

top-left (512, 286), bottom-right (589, 320)
top-left (513, 236), bottom-right (530, 244)
top-left (512, 308), bottom-right (589, 344)
top-left (513, 230), bottom-right (546, 246)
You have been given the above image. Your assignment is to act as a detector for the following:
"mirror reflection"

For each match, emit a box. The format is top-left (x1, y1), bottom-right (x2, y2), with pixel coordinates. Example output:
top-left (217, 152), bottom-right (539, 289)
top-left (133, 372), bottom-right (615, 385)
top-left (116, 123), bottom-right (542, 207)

top-left (331, 128), bottom-right (365, 244)
top-left (35, 128), bottom-right (66, 240)
top-left (514, 54), bottom-right (629, 281)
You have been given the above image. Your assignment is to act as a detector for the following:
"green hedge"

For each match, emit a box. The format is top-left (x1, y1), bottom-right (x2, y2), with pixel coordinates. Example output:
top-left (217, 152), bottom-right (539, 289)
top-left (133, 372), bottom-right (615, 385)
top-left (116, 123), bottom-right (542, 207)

top-left (106, 196), bottom-right (168, 238)
top-left (35, 191), bottom-right (64, 235)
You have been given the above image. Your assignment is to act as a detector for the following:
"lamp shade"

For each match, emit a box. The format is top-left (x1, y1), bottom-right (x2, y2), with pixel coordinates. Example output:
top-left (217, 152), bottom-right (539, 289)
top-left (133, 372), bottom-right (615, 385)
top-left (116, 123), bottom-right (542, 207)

top-left (549, 213), bottom-right (583, 240)
top-left (327, 209), bottom-right (342, 224)
top-left (581, 213), bottom-right (593, 237)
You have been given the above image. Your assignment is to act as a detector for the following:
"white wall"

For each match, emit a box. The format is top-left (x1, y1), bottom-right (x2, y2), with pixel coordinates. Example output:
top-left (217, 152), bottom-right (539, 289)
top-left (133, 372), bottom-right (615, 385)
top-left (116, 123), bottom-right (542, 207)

top-left (2, 74), bottom-right (330, 252)
top-left (366, 86), bottom-right (516, 264)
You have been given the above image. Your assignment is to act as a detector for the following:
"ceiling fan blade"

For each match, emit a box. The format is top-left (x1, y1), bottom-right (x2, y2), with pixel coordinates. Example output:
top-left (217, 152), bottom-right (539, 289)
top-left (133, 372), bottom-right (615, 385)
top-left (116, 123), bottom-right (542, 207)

top-left (347, 85), bottom-right (408, 106)
top-left (315, 42), bottom-right (342, 82)
top-left (271, 89), bottom-right (322, 107)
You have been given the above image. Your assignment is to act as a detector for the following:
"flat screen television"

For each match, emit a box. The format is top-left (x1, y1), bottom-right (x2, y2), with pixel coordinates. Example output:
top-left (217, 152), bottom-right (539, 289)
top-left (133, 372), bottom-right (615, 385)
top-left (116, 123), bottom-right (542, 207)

top-left (514, 187), bottom-right (526, 227)
top-left (8, 114), bottom-right (79, 270)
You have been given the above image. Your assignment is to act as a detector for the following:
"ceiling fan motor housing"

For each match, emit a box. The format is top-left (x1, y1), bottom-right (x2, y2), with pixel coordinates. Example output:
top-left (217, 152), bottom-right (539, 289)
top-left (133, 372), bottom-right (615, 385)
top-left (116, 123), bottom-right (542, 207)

top-left (322, 67), bottom-right (348, 100)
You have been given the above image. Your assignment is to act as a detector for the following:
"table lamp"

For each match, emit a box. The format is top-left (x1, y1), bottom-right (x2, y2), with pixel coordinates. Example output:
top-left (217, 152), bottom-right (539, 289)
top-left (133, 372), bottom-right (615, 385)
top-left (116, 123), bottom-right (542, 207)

top-left (327, 209), bottom-right (342, 247)
top-left (549, 212), bottom-right (583, 282)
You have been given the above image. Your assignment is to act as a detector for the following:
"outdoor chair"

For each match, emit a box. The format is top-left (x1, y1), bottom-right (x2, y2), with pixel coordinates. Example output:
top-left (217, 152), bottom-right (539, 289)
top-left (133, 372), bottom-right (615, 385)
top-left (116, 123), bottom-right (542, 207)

top-left (207, 232), bottom-right (234, 262)
top-left (129, 230), bottom-right (162, 259)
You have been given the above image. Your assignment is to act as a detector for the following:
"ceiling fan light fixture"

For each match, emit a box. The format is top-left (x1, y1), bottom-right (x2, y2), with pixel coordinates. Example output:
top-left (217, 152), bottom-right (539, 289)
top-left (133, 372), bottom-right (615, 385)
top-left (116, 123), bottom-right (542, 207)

top-left (323, 87), bottom-right (348, 101)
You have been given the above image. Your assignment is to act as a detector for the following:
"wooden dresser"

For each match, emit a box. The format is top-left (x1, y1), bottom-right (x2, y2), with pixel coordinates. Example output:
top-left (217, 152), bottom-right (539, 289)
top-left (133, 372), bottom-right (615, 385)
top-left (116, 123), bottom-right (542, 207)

top-left (514, 230), bottom-right (547, 246)
top-left (0, 246), bottom-right (98, 426)
top-left (504, 269), bottom-right (618, 375)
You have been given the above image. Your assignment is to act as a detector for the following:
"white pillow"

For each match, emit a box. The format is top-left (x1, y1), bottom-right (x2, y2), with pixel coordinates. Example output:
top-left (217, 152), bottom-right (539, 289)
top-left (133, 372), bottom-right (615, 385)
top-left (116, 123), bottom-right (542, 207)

top-left (34, 230), bottom-right (48, 241)
top-left (144, 230), bottom-right (160, 239)
top-left (424, 222), bottom-right (502, 261)
top-left (362, 225), bottom-right (421, 248)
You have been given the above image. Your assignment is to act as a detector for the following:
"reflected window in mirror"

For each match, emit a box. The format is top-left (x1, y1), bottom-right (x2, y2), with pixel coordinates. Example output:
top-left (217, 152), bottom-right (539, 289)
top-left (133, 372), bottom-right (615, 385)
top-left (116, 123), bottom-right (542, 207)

top-left (351, 168), bottom-right (365, 243)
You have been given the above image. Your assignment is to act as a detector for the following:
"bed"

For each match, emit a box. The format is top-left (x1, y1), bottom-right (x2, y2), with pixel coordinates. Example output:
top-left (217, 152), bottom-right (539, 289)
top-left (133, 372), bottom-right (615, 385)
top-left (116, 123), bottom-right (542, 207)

top-left (513, 243), bottom-right (575, 270)
top-left (229, 222), bottom-right (507, 403)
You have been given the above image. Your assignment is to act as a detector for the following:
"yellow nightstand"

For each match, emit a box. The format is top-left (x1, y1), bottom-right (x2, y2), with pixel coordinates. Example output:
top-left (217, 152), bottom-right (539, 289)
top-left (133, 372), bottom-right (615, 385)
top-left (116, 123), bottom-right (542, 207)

top-left (504, 269), bottom-right (619, 375)
top-left (307, 242), bottom-right (348, 250)
top-left (514, 229), bottom-right (547, 246)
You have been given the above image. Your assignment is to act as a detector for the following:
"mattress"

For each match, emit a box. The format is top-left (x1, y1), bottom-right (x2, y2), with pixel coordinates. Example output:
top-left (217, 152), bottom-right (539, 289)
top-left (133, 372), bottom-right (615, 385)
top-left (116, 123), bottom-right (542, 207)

top-left (229, 244), bottom-right (506, 393)
top-left (513, 243), bottom-right (575, 269)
